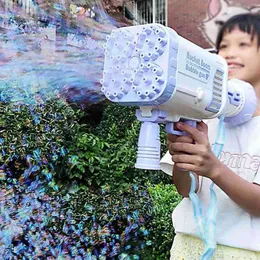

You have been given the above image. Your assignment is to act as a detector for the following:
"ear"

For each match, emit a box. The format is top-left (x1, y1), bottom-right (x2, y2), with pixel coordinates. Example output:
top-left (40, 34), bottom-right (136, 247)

top-left (208, 0), bottom-right (221, 19)
top-left (207, 0), bottom-right (228, 19)
top-left (250, 6), bottom-right (260, 14)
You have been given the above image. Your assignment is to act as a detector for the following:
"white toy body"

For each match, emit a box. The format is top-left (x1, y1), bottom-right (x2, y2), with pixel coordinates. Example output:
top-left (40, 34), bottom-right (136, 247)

top-left (101, 24), bottom-right (257, 170)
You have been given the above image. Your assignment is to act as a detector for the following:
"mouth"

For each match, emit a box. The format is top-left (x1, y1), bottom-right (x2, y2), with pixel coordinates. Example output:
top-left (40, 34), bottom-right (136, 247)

top-left (228, 62), bottom-right (244, 71)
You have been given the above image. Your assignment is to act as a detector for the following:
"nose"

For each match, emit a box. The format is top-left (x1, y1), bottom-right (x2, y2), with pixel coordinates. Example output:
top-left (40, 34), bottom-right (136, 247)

top-left (220, 46), bottom-right (239, 60)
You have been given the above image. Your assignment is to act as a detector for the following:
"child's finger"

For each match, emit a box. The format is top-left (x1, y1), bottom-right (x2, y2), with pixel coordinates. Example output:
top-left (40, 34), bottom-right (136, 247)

top-left (169, 142), bottom-right (194, 155)
top-left (167, 134), bottom-right (177, 143)
top-left (167, 134), bottom-right (193, 144)
top-left (197, 121), bottom-right (208, 134)
top-left (167, 135), bottom-right (193, 150)
top-left (175, 135), bottom-right (194, 143)
top-left (167, 122), bottom-right (194, 143)
top-left (175, 163), bottom-right (195, 172)
top-left (172, 154), bottom-right (202, 165)
top-left (176, 122), bottom-right (207, 145)
top-left (169, 142), bottom-right (204, 155)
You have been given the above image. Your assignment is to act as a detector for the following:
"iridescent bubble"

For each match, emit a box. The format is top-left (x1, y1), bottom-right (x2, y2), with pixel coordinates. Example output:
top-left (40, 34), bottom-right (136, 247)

top-left (0, 1), bottom-right (151, 259)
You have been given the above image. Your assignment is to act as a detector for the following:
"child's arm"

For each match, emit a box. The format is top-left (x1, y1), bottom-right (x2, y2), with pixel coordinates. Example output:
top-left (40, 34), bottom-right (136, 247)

top-left (210, 164), bottom-right (260, 217)
top-left (173, 165), bottom-right (199, 197)
top-left (170, 121), bottom-right (260, 217)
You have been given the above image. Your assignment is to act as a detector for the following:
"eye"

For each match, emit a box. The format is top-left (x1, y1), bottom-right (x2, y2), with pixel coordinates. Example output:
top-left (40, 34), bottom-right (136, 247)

top-left (219, 44), bottom-right (227, 50)
top-left (239, 42), bottom-right (249, 47)
top-left (215, 20), bottom-right (225, 26)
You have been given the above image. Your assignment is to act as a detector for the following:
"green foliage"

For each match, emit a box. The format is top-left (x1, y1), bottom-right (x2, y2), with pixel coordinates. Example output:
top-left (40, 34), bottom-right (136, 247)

top-left (0, 99), bottom-right (81, 186)
top-left (56, 184), bottom-right (154, 257)
top-left (95, 103), bottom-right (168, 158)
top-left (63, 103), bottom-right (171, 189)
top-left (147, 183), bottom-right (182, 259)
top-left (0, 98), bottom-right (179, 258)
top-left (95, 103), bottom-right (138, 139)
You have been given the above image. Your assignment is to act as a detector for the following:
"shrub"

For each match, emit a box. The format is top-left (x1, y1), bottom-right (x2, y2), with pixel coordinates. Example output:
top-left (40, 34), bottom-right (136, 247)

top-left (0, 99), bottom-right (81, 190)
top-left (147, 183), bottom-right (182, 259)
top-left (0, 97), bottom-right (178, 259)
top-left (54, 183), bottom-right (154, 258)
top-left (63, 103), bottom-right (171, 189)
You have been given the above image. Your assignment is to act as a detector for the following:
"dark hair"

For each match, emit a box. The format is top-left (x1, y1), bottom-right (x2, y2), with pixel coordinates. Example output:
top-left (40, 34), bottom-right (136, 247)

top-left (216, 13), bottom-right (260, 51)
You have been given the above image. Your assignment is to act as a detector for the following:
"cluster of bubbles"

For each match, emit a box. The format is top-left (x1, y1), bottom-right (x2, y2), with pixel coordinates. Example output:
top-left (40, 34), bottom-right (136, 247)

top-left (0, 1), bottom-right (152, 259)
top-left (0, 175), bottom-right (151, 259)
top-left (0, 0), bottom-right (120, 105)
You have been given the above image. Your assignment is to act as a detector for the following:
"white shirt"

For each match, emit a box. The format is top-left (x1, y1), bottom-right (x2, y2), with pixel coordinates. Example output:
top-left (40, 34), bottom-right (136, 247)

top-left (160, 117), bottom-right (260, 251)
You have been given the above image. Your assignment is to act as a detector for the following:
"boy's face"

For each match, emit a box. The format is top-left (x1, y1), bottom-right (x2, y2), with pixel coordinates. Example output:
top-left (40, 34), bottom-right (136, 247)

top-left (218, 27), bottom-right (260, 86)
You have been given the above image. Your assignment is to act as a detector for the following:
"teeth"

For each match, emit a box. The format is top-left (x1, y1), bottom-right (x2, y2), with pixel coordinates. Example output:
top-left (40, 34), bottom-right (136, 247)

top-left (228, 65), bottom-right (243, 69)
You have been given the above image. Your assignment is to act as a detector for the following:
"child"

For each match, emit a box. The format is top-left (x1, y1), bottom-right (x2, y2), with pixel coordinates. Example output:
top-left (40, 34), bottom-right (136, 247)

top-left (160, 13), bottom-right (260, 259)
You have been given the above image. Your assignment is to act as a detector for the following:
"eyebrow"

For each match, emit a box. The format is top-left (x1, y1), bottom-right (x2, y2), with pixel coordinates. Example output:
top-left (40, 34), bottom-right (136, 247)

top-left (221, 36), bottom-right (252, 42)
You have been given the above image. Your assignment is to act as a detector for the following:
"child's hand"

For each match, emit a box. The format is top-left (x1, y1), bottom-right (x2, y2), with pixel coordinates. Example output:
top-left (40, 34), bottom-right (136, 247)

top-left (167, 123), bottom-right (194, 172)
top-left (167, 130), bottom-right (194, 171)
top-left (168, 121), bottom-right (221, 179)
top-left (167, 125), bottom-right (194, 155)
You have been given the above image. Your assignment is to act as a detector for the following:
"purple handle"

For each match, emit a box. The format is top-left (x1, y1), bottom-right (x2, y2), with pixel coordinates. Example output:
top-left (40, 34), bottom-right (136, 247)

top-left (165, 120), bottom-right (197, 136)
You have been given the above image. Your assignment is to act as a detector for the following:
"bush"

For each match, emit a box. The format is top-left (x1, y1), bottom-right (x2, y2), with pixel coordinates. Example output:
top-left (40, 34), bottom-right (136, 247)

top-left (0, 97), bottom-right (178, 259)
top-left (94, 103), bottom-right (138, 139)
top-left (53, 183), bottom-right (154, 258)
top-left (63, 103), bottom-right (171, 189)
top-left (0, 99), bottom-right (81, 189)
top-left (147, 183), bottom-right (182, 259)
